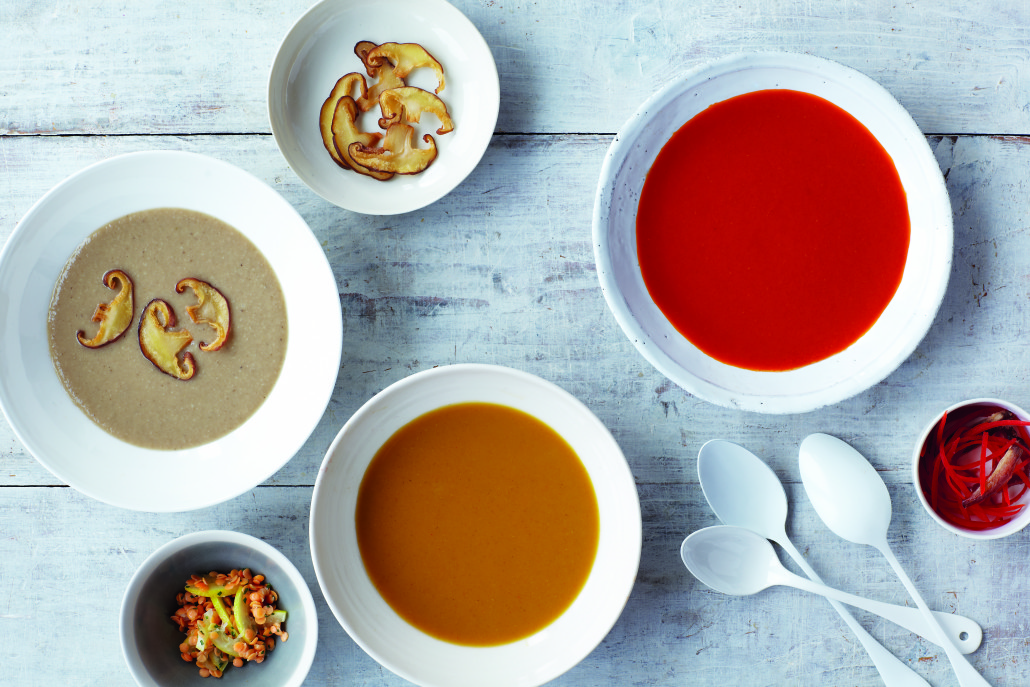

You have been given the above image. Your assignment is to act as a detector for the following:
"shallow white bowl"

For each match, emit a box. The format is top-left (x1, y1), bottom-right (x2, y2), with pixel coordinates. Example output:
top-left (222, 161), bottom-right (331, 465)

top-left (0, 151), bottom-right (342, 511)
top-left (309, 364), bottom-right (641, 687)
top-left (269, 0), bottom-right (499, 215)
top-left (913, 398), bottom-right (1030, 540)
top-left (593, 52), bottom-right (953, 414)
top-left (120, 530), bottom-right (318, 686)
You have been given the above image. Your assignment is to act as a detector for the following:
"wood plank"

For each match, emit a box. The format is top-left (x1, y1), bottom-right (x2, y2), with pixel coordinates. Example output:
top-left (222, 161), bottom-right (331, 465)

top-left (3, 2), bottom-right (1030, 136)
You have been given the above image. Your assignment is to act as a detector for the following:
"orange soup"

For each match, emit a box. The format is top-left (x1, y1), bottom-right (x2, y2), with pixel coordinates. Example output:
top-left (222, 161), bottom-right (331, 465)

top-left (355, 402), bottom-right (600, 646)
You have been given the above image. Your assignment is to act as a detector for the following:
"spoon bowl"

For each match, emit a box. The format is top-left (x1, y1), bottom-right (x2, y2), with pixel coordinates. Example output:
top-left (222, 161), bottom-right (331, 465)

top-left (698, 440), bottom-right (789, 542)
top-left (679, 523), bottom-right (778, 596)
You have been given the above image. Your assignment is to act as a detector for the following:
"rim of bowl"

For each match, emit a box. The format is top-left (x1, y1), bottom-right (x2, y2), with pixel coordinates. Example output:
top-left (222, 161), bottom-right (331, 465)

top-left (119, 530), bottom-right (318, 686)
top-left (912, 397), bottom-right (1030, 540)
top-left (309, 363), bottom-right (642, 687)
top-left (592, 51), bottom-right (953, 414)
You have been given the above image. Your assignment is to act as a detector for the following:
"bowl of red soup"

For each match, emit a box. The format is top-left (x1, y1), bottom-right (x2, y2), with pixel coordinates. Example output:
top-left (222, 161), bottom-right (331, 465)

top-left (914, 398), bottom-right (1030, 539)
top-left (593, 52), bottom-right (953, 413)
top-left (309, 364), bottom-right (641, 687)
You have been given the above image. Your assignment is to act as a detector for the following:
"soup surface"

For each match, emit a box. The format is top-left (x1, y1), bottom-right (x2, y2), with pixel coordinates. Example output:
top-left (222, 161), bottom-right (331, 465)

top-left (636, 88), bottom-right (911, 371)
top-left (47, 208), bottom-right (287, 449)
top-left (355, 402), bottom-right (600, 646)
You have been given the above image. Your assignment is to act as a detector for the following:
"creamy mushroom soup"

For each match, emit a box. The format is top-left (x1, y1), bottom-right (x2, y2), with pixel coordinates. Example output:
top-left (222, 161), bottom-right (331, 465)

top-left (47, 208), bottom-right (288, 450)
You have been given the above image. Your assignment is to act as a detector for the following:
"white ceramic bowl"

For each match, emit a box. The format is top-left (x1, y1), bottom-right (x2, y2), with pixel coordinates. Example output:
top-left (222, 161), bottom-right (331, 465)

top-left (0, 151), bottom-right (342, 511)
top-left (120, 530), bottom-right (318, 686)
top-left (913, 398), bottom-right (1030, 540)
top-left (268, 0), bottom-right (499, 215)
top-left (309, 364), bottom-right (641, 687)
top-left (593, 52), bottom-right (953, 414)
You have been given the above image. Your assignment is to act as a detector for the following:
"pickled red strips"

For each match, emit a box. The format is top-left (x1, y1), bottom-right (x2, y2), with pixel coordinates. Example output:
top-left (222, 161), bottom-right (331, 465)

top-left (963, 443), bottom-right (1023, 507)
top-left (919, 404), bottom-right (1030, 529)
top-left (76, 269), bottom-right (134, 348)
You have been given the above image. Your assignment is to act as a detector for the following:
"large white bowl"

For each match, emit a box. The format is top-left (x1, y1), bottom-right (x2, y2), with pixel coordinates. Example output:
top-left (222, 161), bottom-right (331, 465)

top-left (593, 52), bottom-right (953, 414)
top-left (309, 364), bottom-right (641, 687)
top-left (0, 151), bottom-right (342, 511)
top-left (268, 0), bottom-right (499, 215)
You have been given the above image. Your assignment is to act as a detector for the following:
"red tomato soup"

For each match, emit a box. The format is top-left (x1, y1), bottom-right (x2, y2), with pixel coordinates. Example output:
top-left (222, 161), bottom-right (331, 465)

top-left (635, 89), bottom-right (910, 371)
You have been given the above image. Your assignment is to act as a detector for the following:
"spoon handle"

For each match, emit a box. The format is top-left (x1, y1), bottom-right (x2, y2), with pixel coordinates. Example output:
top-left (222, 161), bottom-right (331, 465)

top-left (776, 538), bottom-right (930, 687)
top-left (776, 566), bottom-right (981, 654)
top-left (877, 544), bottom-right (992, 687)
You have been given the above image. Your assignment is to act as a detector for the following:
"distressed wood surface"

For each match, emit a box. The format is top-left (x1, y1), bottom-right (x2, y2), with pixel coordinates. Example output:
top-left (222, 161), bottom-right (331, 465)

top-left (4, 1), bottom-right (1030, 686)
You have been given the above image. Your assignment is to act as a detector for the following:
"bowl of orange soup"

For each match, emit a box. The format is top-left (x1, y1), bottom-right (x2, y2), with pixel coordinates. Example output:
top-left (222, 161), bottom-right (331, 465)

top-left (593, 52), bottom-right (953, 414)
top-left (309, 364), bottom-right (641, 687)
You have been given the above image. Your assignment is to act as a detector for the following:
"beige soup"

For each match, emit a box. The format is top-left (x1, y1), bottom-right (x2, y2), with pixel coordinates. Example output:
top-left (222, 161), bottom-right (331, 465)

top-left (47, 208), bottom-right (287, 450)
top-left (355, 402), bottom-right (600, 646)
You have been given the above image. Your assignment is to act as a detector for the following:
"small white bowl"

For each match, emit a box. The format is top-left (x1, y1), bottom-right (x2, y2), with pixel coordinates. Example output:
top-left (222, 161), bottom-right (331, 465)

top-left (0, 151), bottom-right (342, 511)
top-left (593, 52), bottom-right (953, 414)
top-left (268, 0), bottom-right (499, 215)
top-left (120, 530), bottom-right (318, 686)
top-left (309, 364), bottom-right (642, 687)
top-left (913, 398), bottom-right (1030, 540)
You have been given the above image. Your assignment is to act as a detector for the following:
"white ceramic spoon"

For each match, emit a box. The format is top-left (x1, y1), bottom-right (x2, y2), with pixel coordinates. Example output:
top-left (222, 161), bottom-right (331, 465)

top-left (798, 433), bottom-right (992, 687)
top-left (680, 525), bottom-right (980, 654)
top-left (699, 439), bottom-right (973, 686)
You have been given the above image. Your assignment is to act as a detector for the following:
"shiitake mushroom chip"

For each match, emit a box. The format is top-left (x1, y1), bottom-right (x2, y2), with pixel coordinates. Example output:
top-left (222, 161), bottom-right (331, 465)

top-left (378, 87), bottom-right (453, 135)
top-left (138, 299), bottom-right (196, 381)
top-left (332, 96), bottom-right (393, 181)
top-left (76, 269), bottom-right (135, 348)
top-left (176, 277), bottom-right (231, 352)
top-left (349, 119), bottom-right (438, 175)
top-left (319, 73), bottom-right (369, 169)
top-left (321, 40), bottom-right (453, 181)
top-left (365, 42), bottom-right (445, 94)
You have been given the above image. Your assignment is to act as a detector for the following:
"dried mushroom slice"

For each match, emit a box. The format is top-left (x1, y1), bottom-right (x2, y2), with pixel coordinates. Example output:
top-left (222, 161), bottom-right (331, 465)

top-left (348, 119), bottom-right (438, 175)
top-left (76, 269), bottom-right (134, 348)
top-left (176, 277), bottom-right (231, 352)
top-left (365, 42), bottom-right (445, 94)
top-left (138, 299), bottom-right (195, 380)
top-left (331, 96), bottom-right (393, 181)
top-left (351, 40), bottom-right (407, 111)
top-left (354, 40), bottom-right (380, 77)
top-left (378, 86), bottom-right (454, 134)
top-left (319, 72), bottom-right (369, 169)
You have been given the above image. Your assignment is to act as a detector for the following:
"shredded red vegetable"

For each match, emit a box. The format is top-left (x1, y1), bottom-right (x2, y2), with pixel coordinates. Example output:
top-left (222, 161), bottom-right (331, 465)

top-left (918, 403), bottom-right (1030, 530)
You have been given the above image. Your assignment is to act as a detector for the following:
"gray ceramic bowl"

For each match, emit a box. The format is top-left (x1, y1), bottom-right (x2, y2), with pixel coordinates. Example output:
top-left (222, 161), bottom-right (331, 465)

top-left (120, 531), bottom-right (317, 686)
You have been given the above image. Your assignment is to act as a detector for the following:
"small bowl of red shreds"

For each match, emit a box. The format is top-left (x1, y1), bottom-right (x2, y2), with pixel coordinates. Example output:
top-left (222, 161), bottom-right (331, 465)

top-left (120, 530), bottom-right (317, 686)
top-left (914, 398), bottom-right (1030, 539)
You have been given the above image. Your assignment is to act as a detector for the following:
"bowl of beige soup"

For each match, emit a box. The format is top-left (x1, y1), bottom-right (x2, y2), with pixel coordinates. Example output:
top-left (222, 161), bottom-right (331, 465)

top-left (309, 364), bottom-right (642, 687)
top-left (0, 151), bottom-right (342, 511)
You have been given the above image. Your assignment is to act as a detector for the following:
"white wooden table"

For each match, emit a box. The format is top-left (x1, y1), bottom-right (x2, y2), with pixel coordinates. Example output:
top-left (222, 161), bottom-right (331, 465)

top-left (4, 2), bottom-right (1030, 685)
